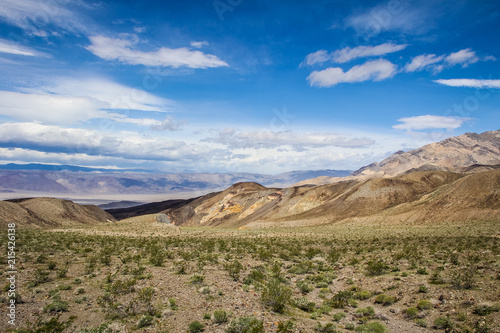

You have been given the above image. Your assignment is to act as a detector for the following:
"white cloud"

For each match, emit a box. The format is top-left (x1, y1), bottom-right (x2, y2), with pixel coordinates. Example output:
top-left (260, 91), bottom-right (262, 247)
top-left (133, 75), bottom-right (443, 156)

top-left (405, 48), bottom-right (491, 74)
top-left (32, 77), bottom-right (174, 112)
top-left (0, 38), bottom-right (39, 56)
top-left (332, 43), bottom-right (407, 63)
top-left (150, 117), bottom-right (185, 131)
top-left (300, 50), bottom-right (330, 67)
top-left (190, 41), bottom-right (209, 49)
top-left (0, 0), bottom-right (91, 35)
top-left (0, 122), bottom-right (197, 161)
top-left (307, 59), bottom-right (396, 87)
top-left (445, 48), bottom-right (479, 67)
top-left (0, 91), bottom-right (109, 124)
top-left (404, 54), bottom-right (445, 73)
top-left (433, 79), bottom-right (500, 89)
top-left (86, 35), bottom-right (229, 69)
top-left (203, 128), bottom-right (375, 149)
top-left (301, 43), bottom-right (406, 67)
top-left (0, 77), bottom-right (179, 126)
top-left (393, 115), bottom-right (469, 131)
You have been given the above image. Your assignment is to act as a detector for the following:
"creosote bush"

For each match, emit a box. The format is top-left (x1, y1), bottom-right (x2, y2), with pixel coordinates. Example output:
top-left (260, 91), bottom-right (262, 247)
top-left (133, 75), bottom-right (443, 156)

top-left (261, 278), bottom-right (292, 313)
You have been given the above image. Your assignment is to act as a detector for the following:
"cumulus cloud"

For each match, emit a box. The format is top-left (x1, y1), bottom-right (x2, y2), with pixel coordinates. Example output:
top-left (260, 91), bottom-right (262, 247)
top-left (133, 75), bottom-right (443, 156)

top-left (301, 43), bottom-right (406, 67)
top-left (307, 59), bottom-right (396, 87)
top-left (202, 128), bottom-right (375, 149)
top-left (86, 35), bottom-right (229, 69)
top-left (393, 115), bottom-right (469, 131)
top-left (433, 79), bottom-right (500, 89)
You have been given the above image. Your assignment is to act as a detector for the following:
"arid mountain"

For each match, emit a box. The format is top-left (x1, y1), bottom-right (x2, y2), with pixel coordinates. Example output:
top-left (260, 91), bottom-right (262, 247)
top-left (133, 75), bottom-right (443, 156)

top-left (296, 130), bottom-right (500, 186)
top-left (0, 197), bottom-right (115, 228)
top-left (164, 170), bottom-right (500, 227)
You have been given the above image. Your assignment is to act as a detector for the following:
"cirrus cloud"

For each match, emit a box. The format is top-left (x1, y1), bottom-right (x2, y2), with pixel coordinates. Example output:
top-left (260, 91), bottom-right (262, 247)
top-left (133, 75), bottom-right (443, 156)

top-left (433, 79), bottom-right (500, 89)
top-left (393, 115), bottom-right (470, 131)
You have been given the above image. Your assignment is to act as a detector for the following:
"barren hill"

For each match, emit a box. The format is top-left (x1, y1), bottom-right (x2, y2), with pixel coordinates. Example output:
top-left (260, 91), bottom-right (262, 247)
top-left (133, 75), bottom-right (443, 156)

top-left (296, 129), bottom-right (500, 186)
top-left (164, 170), bottom-right (500, 228)
top-left (0, 197), bottom-right (115, 228)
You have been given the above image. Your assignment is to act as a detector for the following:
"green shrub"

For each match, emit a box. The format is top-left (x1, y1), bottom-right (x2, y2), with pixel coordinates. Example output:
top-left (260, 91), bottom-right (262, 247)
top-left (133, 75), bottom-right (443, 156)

top-left (314, 322), bottom-right (337, 333)
top-left (405, 307), bottom-right (418, 319)
top-left (329, 290), bottom-right (354, 308)
top-left (416, 299), bottom-right (433, 310)
top-left (434, 316), bottom-right (454, 330)
top-left (473, 304), bottom-right (500, 316)
top-left (418, 284), bottom-right (428, 293)
top-left (213, 310), bottom-right (228, 324)
top-left (190, 275), bottom-right (205, 285)
top-left (365, 260), bottom-right (389, 276)
top-left (354, 321), bottom-right (388, 333)
top-left (333, 312), bottom-right (346, 322)
top-left (355, 290), bottom-right (372, 300)
top-left (44, 297), bottom-right (69, 313)
top-left (226, 316), bottom-right (264, 333)
top-left (374, 294), bottom-right (395, 306)
top-left (415, 319), bottom-right (427, 328)
top-left (276, 320), bottom-right (294, 333)
top-left (137, 314), bottom-right (153, 328)
top-left (189, 321), bottom-right (204, 333)
top-left (356, 306), bottom-right (375, 318)
top-left (261, 278), bottom-right (292, 313)
top-left (293, 297), bottom-right (315, 312)
top-left (297, 280), bottom-right (314, 294)
top-left (224, 260), bottom-right (244, 281)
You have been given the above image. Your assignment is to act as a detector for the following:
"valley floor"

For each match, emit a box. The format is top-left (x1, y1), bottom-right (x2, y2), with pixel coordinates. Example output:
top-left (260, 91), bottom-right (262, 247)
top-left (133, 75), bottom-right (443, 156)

top-left (1, 216), bottom-right (499, 333)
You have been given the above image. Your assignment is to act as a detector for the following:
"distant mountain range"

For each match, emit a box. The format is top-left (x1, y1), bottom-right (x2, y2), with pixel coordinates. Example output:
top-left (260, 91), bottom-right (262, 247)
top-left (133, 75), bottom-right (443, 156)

top-left (0, 167), bottom-right (351, 197)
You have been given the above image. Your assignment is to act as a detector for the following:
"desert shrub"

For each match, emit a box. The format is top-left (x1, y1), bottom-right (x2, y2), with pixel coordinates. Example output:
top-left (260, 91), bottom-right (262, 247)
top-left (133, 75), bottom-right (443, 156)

top-left (473, 304), bottom-right (500, 316)
top-left (434, 316), bottom-right (454, 330)
top-left (333, 312), bottom-right (346, 322)
top-left (374, 294), bottom-right (395, 306)
top-left (355, 290), bottom-right (372, 300)
top-left (354, 321), bottom-right (388, 333)
top-left (405, 307), bottom-right (418, 319)
top-left (365, 260), bottom-right (389, 276)
top-left (276, 320), bottom-right (294, 333)
top-left (416, 267), bottom-right (428, 275)
top-left (293, 297), bottom-right (315, 312)
top-left (136, 314), bottom-right (153, 328)
top-left (243, 268), bottom-right (266, 285)
top-left (261, 278), bottom-right (292, 313)
top-left (226, 316), bottom-right (264, 333)
top-left (189, 321), bottom-right (204, 333)
top-left (297, 280), bottom-right (314, 294)
top-left (44, 296), bottom-right (69, 313)
top-left (418, 284), bottom-right (428, 293)
top-left (57, 267), bottom-right (68, 278)
top-left (224, 260), bottom-right (244, 281)
top-left (314, 322), bottom-right (337, 332)
top-left (190, 275), bottom-right (205, 285)
top-left (108, 278), bottom-right (136, 294)
top-left (213, 310), bottom-right (228, 323)
top-left (415, 319), bottom-right (427, 328)
top-left (429, 271), bottom-right (445, 284)
top-left (416, 299), bottom-right (433, 310)
top-left (329, 290), bottom-right (354, 308)
top-left (356, 306), bottom-right (375, 318)
top-left (450, 267), bottom-right (477, 289)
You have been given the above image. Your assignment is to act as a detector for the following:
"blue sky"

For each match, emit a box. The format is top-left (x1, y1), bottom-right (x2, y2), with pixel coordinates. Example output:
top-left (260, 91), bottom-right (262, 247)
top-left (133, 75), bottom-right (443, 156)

top-left (0, 0), bottom-right (499, 174)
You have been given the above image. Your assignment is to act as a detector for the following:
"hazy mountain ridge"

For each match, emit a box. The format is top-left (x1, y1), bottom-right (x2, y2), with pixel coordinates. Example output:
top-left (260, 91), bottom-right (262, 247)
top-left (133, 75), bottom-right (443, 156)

top-left (0, 168), bottom-right (351, 197)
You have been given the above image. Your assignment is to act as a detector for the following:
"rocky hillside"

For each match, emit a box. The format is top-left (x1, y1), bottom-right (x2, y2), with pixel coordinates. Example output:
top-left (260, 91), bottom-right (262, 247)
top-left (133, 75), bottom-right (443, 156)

top-left (296, 129), bottom-right (500, 186)
top-left (164, 169), bottom-right (500, 228)
top-left (0, 197), bottom-right (115, 228)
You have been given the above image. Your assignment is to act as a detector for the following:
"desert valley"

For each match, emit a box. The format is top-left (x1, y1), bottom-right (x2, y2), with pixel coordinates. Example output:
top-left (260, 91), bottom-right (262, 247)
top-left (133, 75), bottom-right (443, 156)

top-left (1, 130), bottom-right (499, 333)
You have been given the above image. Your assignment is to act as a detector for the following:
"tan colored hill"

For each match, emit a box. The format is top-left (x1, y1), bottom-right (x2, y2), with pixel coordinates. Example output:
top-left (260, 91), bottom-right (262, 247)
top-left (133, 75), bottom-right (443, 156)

top-left (165, 169), bottom-right (500, 228)
top-left (296, 129), bottom-right (500, 186)
top-left (0, 197), bottom-right (115, 228)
